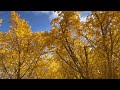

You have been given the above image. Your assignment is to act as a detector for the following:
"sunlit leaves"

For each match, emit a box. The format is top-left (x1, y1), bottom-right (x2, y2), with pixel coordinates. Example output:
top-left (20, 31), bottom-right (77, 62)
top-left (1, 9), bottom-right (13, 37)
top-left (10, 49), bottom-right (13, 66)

top-left (0, 11), bottom-right (120, 79)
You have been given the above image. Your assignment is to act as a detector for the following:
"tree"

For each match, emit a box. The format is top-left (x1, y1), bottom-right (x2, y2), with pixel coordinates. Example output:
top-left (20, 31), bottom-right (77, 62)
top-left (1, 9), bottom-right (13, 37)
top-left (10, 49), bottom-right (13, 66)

top-left (0, 11), bottom-right (39, 79)
top-left (0, 11), bottom-right (120, 79)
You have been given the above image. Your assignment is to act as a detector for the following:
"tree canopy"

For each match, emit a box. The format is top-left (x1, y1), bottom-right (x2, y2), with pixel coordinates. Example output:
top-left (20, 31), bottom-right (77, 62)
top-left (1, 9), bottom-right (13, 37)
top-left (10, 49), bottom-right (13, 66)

top-left (0, 11), bottom-right (119, 79)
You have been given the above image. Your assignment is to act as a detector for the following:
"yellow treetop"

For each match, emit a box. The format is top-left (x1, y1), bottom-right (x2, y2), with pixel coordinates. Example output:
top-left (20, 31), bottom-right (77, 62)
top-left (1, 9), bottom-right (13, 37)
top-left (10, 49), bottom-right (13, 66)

top-left (9, 11), bottom-right (32, 38)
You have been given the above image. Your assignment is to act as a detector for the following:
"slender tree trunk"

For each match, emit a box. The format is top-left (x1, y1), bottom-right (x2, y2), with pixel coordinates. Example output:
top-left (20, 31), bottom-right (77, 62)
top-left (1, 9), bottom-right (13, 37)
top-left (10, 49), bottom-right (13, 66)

top-left (84, 46), bottom-right (89, 79)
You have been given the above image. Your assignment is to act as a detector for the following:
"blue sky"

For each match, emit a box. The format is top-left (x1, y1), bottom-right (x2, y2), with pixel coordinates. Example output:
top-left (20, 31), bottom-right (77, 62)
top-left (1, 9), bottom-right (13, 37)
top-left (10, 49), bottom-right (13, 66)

top-left (0, 11), bottom-right (91, 32)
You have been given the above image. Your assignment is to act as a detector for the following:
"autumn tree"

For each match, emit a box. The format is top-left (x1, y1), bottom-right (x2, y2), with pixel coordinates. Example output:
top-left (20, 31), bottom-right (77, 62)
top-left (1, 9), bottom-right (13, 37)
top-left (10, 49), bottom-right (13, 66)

top-left (0, 11), bottom-right (120, 79)
top-left (48, 11), bottom-right (90, 79)
top-left (81, 11), bottom-right (120, 78)
top-left (0, 11), bottom-right (41, 79)
top-left (48, 11), bottom-right (120, 79)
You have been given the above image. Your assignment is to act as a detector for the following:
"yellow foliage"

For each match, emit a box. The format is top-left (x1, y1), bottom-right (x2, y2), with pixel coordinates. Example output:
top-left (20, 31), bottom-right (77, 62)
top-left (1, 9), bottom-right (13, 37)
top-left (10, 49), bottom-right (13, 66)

top-left (0, 11), bottom-right (119, 79)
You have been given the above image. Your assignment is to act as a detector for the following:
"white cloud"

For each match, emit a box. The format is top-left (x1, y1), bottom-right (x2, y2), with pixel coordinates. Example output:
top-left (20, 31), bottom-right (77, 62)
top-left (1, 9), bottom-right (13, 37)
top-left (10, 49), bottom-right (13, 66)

top-left (79, 12), bottom-right (87, 22)
top-left (39, 11), bottom-right (50, 14)
top-left (32, 11), bottom-right (51, 15)
top-left (32, 11), bottom-right (59, 21)
top-left (79, 11), bottom-right (91, 22)
top-left (80, 16), bottom-right (87, 22)
top-left (49, 11), bottom-right (58, 21)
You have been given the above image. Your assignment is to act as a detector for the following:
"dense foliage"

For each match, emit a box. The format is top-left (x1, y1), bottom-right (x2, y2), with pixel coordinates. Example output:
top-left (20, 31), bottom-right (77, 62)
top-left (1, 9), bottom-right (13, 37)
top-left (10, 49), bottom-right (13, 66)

top-left (0, 11), bottom-right (119, 79)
